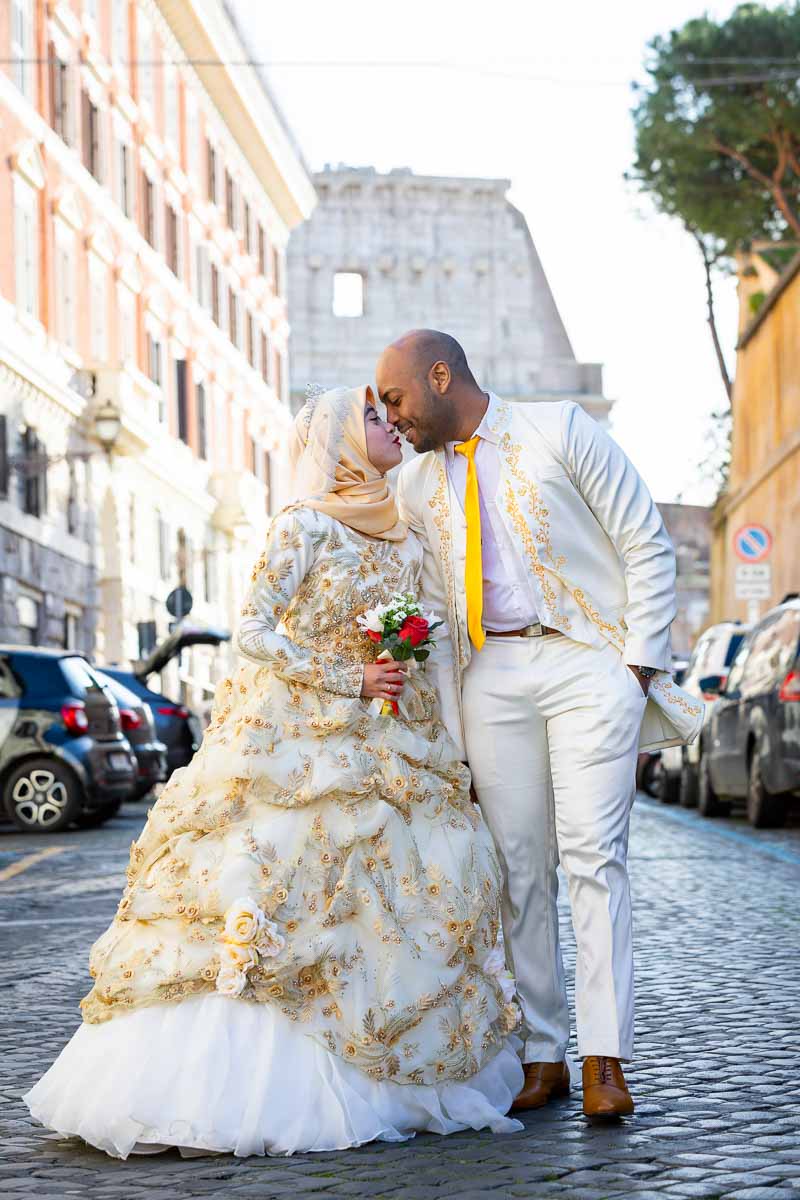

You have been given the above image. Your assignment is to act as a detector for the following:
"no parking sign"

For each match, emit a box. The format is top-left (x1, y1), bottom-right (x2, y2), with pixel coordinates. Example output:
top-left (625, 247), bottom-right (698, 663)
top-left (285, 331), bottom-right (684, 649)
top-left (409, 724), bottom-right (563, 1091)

top-left (733, 524), bottom-right (773, 564)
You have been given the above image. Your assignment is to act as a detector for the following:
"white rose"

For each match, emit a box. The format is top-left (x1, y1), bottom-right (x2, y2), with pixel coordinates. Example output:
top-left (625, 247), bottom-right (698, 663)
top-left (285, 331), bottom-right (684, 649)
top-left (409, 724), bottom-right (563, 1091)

top-left (357, 610), bottom-right (385, 634)
top-left (216, 966), bottom-right (247, 997)
top-left (255, 919), bottom-right (286, 959)
top-left (223, 897), bottom-right (266, 945)
top-left (221, 941), bottom-right (259, 973)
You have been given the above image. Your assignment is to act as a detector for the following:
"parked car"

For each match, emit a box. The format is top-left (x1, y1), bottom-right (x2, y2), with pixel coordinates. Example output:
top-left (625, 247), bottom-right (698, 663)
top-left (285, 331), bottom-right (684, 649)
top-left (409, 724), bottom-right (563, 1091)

top-left (0, 647), bottom-right (137, 833)
top-left (99, 669), bottom-right (201, 776)
top-left (658, 623), bottom-right (750, 805)
top-left (698, 597), bottom-right (800, 827)
top-left (93, 670), bottom-right (168, 800)
top-left (100, 625), bottom-right (229, 779)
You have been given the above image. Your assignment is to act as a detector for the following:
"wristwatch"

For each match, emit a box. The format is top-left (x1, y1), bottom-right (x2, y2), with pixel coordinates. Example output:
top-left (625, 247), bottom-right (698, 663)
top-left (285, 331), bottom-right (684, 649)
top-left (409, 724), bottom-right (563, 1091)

top-left (634, 665), bottom-right (657, 679)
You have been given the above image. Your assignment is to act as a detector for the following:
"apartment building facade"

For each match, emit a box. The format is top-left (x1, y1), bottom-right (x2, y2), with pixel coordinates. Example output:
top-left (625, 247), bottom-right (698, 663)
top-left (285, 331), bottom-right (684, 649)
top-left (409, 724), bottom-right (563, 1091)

top-left (0, 0), bottom-right (315, 707)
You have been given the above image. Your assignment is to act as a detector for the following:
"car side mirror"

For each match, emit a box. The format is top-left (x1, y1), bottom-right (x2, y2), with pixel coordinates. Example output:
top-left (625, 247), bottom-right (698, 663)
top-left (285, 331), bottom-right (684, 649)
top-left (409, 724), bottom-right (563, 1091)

top-left (699, 674), bottom-right (726, 696)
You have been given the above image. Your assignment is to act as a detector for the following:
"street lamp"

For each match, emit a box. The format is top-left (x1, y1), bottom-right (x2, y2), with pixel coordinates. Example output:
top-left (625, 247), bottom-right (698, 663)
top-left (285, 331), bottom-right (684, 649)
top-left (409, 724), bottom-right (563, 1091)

top-left (93, 401), bottom-right (122, 455)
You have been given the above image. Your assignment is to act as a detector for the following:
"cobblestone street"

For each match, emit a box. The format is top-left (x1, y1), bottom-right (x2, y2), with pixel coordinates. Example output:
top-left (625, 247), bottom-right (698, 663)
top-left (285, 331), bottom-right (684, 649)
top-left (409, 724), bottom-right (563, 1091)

top-left (1, 794), bottom-right (799, 1199)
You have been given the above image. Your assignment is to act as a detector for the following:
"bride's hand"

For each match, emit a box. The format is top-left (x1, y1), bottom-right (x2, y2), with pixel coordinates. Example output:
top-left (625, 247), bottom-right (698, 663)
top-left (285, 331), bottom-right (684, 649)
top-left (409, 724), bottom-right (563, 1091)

top-left (361, 662), bottom-right (408, 701)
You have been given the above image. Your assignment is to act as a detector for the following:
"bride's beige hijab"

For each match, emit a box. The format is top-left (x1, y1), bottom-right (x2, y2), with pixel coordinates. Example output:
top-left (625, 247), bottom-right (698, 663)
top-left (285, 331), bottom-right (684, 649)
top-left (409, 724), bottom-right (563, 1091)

top-left (288, 385), bottom-right (406, 542)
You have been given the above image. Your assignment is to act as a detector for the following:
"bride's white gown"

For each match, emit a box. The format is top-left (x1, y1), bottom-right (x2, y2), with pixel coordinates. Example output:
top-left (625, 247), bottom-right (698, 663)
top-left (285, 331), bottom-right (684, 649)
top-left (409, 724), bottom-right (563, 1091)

top-left (24, 507), bottom-right (523, 1158)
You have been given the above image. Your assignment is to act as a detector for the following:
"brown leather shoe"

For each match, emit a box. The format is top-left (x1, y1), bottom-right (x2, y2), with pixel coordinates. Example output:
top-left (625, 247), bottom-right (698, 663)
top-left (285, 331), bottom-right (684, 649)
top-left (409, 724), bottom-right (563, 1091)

top-left (582, 1056), bottom-right (634, 1118)
top-left (511, 1060), bottom-right (570, 1111)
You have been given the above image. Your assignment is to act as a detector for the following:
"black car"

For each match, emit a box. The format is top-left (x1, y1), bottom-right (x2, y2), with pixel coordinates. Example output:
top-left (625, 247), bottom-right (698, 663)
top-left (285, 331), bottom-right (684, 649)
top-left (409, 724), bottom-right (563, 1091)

top-left (99, 624), bottom-right (229, 777)
top-left (94, 670), bottom-right (168, 800)
top-left (0, 647), bottom-right (137, 832)
top-left (99, 669), bottom-right (201, 776)
top-left (699, 598), bottom-right (800, 827)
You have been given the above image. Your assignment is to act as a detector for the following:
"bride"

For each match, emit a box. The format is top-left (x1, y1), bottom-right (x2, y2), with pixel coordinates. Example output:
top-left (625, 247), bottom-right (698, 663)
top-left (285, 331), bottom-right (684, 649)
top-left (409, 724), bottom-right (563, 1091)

top-left (24, 385), bottom-right (524, 1158)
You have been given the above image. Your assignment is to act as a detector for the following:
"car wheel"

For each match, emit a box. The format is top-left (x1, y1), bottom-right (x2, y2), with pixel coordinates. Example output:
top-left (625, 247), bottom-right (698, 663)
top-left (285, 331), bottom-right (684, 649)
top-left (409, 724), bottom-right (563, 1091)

top-left (747, 752), bottom-right (785, 829)
top-left (698, 752), bottom-right (730, 818)
top-left (75, 798), bottom-right (123, 829)
top-left (3, 758), bottom-right (83, 833)
top-left (679, 760), bottom-right (698, 809)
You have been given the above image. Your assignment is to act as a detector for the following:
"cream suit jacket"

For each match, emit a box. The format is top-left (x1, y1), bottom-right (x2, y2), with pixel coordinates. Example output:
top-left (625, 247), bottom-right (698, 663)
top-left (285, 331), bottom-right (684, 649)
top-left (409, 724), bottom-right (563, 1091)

top-left (396, 395), bottom-right (704, 758)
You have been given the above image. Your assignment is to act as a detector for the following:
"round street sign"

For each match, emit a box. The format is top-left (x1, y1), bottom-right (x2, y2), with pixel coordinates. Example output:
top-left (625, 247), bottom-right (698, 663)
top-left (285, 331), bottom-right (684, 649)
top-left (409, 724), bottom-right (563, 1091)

top-left (733, 524), bottom-right (773, 564)
top-left (166, 586), bottom-right (193, 619)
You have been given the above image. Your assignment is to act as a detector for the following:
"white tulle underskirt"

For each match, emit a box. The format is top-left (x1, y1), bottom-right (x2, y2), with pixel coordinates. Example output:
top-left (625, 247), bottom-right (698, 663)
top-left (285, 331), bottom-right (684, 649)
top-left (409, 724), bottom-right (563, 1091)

top-left (23, 994), bottom-right (525, 1158)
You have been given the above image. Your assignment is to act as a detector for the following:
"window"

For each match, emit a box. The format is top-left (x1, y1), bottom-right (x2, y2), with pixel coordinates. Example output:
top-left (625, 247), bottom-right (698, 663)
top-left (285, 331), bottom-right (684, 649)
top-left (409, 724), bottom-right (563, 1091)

top-left (333, 272), bottom-right (364, 317)
top-left (81, 91), bottom-right (103, 182)
top-left (225, 169), bottom-right (236, 229)
top-left (260, 331), bottom-right (269, 385)
top-left (49, 49), bottom-right (71, 143)
top-left (137, 11), bottom-right (154, 111)
top-left (206, 139), bottom-right (217, 204)
top-left (263, 450), bottom-right (272, 513)
top-left (228, 287), bottom-right (238, 347)
top-left (141, 171), bottom-right (156, 247)
top-left (14, 180), bottom-right (38, 321)
top-left (157, 512), bottom-right (170, 580)
top-left (243, 199), bottom-right (252, 255)
top-left (89, 259), bottom-right (108, 360)
top-left (257, 224), bottom-right (266, 275)
top-left (740, 621), bottom-right (781, 697)
top-left (20, 427), bottom-right (47, 518)
top-left (271, 246), bottom-right (282, 295)
top-left (146, 332), bottom-right (162, 387)
top-left (11, 0), bottom-right (34, 100)
top-left (245, 312), bottom-right (255, 368)
top-left (119, 285), bottom-right (136, 363)
top-left (210, 263), bottom-right (220, 325)
top-left (118, 141), bottom-right (133, 218)
top-left (55, 238), bottom-right (76, 347)
top-left (67, 462), bottom-right (79, 534)
top-left (111, 0), bottom-right (129, 77)
top-left (17, 592), bottom-right (41, 644)
top-left (63, 605), bottom-right (80, 650)
top-left (165, 202), bottom-right (179, 275)
top-left (175, 359), bottom-right (189, 444)
top-left (164, 61), bottom-right (179, 149)
top-left (202, 545), bottom-right (215, 603)
top-left (0, 416), bottom-right (8, 499)
top-left (246, 434), bottom-right (257, 476)
top-left (273, 349), bottom-right (283, 400)
top-left (196, 381), bottom-right (207, 459)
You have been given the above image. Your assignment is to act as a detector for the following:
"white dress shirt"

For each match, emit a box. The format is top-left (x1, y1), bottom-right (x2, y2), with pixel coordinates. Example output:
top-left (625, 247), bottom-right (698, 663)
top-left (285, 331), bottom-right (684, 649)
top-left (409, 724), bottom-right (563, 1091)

top-left (445, 398), bottom-right (539, 633)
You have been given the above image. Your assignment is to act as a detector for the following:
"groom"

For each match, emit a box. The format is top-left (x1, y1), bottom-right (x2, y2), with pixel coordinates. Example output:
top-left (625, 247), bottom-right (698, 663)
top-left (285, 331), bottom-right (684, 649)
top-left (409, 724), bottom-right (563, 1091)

top-left (377, 330), bottom-right (702, 1119)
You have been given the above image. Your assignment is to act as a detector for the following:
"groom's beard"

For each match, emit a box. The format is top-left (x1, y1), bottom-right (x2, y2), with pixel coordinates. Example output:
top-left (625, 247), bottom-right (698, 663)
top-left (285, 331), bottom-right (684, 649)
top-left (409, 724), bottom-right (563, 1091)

top-left (408, 385), bottom-right (451, 453)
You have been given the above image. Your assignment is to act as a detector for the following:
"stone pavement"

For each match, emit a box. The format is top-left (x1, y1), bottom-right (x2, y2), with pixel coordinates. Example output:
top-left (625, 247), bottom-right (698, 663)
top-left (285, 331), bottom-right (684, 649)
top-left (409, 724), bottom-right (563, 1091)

top-left (1, 794), bottom-right (799, 1199)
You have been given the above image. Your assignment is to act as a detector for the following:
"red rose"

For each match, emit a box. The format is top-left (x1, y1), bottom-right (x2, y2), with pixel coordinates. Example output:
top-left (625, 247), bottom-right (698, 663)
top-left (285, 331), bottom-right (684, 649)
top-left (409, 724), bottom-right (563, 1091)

top-left (366, 629), bottom-right (382, 643)
top-left (398, 615), bottom-right (429, 647)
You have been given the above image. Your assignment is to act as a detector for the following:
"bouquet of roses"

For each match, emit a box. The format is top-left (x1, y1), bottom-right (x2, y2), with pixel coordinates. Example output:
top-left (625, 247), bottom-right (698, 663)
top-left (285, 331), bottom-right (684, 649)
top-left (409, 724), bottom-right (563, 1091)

top-left (357, 592), bottom-right (443, 717)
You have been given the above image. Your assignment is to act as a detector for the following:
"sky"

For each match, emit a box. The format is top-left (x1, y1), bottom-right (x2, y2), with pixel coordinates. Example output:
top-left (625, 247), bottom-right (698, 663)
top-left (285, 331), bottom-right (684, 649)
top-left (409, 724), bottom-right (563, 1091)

top-left (228, 0), bottom-right (753, 505)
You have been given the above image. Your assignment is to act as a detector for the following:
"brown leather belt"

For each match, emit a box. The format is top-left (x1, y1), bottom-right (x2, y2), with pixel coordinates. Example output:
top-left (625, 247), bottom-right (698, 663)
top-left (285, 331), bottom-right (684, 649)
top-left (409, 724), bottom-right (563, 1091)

top-left (485, 623), bottom-right (560, 638)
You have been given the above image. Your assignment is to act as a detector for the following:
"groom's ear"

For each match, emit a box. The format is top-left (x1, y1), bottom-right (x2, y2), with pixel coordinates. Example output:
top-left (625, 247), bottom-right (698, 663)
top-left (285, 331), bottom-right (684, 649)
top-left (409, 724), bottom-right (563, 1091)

top-left (430, 360), bottom-right (451, 394)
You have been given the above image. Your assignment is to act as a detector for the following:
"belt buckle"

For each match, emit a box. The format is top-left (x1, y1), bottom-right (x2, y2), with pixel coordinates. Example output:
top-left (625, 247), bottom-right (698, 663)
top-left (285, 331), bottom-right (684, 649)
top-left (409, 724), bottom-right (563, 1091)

top-left (524, 623), bottom-right (544, 638)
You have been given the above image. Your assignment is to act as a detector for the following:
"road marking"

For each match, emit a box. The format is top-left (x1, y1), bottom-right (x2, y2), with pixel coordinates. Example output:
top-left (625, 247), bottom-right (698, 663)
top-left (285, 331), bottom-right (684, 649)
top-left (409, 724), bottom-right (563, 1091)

top-left (639, 798), bottom-right (800, 867)
top-left (0, 845), bottom-right (67, 883)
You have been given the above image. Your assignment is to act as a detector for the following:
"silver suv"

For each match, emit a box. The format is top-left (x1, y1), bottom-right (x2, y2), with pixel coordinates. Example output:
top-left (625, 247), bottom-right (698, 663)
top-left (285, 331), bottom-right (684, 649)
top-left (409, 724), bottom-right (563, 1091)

top-left (658, 621), bottom-right (750, 806)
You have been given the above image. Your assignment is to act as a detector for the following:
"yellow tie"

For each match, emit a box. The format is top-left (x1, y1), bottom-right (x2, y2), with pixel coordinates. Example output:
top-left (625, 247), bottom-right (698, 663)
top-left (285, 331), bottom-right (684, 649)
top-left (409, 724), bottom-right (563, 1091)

top-left (454, 436), bottom-right (485, 652)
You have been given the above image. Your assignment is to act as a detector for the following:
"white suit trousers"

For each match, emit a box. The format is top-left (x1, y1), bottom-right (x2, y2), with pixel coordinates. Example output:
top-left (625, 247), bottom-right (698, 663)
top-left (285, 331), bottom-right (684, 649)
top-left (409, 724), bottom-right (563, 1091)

top-left (462, 633), bottom-right (646, 1063)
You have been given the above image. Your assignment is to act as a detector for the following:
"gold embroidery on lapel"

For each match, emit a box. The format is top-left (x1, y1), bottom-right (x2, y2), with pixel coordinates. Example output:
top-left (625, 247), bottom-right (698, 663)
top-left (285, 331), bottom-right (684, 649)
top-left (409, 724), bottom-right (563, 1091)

top-left (501, 435), bottom-right (571, 630)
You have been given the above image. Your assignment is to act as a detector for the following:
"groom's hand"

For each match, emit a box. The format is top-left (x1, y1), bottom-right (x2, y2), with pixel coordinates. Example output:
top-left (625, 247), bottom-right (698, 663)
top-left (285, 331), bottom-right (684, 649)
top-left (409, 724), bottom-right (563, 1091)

top-left (362, 662), bottom-right (408, 702)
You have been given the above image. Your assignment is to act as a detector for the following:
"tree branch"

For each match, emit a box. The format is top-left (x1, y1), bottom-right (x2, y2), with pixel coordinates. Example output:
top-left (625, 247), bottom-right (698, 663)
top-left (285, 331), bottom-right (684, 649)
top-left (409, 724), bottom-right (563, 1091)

top-left (712, 136), bottom-right (800, 235)
top-left (689, 227), bottom-right (732, 403)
